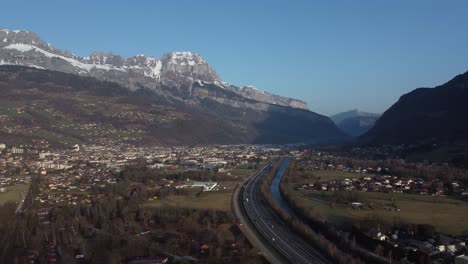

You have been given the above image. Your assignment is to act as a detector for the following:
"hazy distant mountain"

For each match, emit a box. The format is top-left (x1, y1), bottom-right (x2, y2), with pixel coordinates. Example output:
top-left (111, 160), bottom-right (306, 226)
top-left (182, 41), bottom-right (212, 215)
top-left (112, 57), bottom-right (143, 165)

top-left (330, 109), bottom-right (380, 124)
top-left (0, 28), bottom-right (348, 146)
top-left (360, 71), bottom-right (468, 145)
top-left (330, 110), bottom-right (380, 137)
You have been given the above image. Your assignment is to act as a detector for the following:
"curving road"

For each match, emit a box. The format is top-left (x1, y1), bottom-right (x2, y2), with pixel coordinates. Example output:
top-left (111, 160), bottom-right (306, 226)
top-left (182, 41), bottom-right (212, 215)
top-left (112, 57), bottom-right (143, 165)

top-left (233, 161), bottom-right (331, 264)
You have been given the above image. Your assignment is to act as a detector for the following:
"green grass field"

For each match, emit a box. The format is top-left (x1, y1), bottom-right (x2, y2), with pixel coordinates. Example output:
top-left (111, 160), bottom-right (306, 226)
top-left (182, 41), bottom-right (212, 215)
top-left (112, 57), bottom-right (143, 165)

top-left (0, 184), bottom-right (29, 206)
top-left (228, 168), bottom-right (255, 178)
top-left (284, 185), bottom-right (468, 235)
top-left (145, 190), bottom-right (232, 211)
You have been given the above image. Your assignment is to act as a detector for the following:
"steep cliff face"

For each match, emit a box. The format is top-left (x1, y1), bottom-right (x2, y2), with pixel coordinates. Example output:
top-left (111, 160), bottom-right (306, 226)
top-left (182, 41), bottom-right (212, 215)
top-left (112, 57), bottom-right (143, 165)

top-left (160, 52), bottom-right (220, 82)
top-left (0, 29), bottom-right (50, 50)
top-left (0, 28), bottom-right (306, 110)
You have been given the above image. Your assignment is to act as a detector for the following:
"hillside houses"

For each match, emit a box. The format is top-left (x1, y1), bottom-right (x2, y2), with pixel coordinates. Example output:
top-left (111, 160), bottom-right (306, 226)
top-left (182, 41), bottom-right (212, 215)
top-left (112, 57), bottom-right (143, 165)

top-left (297, 152), bottom-right (467, 197)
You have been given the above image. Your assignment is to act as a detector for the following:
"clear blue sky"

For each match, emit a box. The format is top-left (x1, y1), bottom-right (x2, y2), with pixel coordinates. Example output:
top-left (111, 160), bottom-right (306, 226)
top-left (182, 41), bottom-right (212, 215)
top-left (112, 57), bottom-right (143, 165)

top-left (2, 0), bottom-right (468, 116)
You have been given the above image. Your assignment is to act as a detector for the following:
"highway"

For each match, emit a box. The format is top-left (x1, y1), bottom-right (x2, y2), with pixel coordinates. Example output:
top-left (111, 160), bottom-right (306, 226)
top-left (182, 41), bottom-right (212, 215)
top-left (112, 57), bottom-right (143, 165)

top-left (233, 162), bottom-right (331, 264)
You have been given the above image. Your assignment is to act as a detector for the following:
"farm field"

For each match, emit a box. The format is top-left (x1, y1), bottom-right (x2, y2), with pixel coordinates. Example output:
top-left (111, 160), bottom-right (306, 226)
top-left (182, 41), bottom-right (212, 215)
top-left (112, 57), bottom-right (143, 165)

top-left (145, 190), bottom-right (232, 211)
top-left (284, 184), bottom-right (468, 235)
top-left (228, 162), bottom-right (262, 177)
top-left (0, 184), bottom-right (29, 206)
top-left (228, 168), bottom-right (255, 178)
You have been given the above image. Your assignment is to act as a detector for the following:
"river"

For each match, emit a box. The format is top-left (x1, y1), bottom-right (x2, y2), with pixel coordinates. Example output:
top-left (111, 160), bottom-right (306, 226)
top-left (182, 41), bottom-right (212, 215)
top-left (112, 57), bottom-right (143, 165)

top-left (269, 158), bottom-right (302, 219)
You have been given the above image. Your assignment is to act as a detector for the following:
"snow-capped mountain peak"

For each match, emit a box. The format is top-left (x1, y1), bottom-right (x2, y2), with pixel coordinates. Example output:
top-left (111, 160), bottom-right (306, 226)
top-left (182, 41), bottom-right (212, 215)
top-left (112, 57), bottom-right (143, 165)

top-left (160, 51), bottom-right (220, 82)
top-left (166, 51), bottom-right (205, 65)
top-left (0, 27), bottom-right (307, 109)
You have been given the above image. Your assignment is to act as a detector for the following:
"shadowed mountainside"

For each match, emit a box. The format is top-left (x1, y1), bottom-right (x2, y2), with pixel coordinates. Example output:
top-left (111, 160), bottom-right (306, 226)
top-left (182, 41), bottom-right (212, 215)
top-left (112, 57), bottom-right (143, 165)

top-left (0, 66), bottom-right (347, 147)
top-left (360, 70), bottom-right (468, 145)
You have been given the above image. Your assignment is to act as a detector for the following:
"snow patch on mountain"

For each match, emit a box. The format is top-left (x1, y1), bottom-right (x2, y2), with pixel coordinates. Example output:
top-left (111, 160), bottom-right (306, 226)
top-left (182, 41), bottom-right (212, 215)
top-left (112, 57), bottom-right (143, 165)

top-left (240, 85), bottom-right (266, 94)
top-left (0, 58), bottom-right (45, 69)
top-left (143, 59), bottom-right (162, 79)
top-left (4, 43), bottom-right (122, 73)
top-left (169, 51), bottom-right (205, 66)
top-left (0, 27), bottom-right (309, 110)
top-left (0, 29), bottom-right (28, 34)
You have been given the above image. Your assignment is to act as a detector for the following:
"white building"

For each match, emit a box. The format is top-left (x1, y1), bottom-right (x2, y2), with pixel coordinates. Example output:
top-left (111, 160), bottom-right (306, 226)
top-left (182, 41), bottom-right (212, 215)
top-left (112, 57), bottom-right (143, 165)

top-left (148, 163), bottom-right (165, 169)
top-left (0, 144), bottom-right (6, 150)
top-left (39, 152), bottom-right (51, 159)
top-left (11, 147), bottom-right (24, 154)
top-left (176, 181), bottom-right (218, 192)
top-left (192, 181), bottom-right (218, 191)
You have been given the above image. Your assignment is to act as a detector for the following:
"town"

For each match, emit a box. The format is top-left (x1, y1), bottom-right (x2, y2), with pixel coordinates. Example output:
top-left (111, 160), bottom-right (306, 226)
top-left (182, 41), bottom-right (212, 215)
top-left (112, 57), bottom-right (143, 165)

top-left (1, 142), bottom-right (468, 263)
top-left (0, 143), bottom-right (284, 207)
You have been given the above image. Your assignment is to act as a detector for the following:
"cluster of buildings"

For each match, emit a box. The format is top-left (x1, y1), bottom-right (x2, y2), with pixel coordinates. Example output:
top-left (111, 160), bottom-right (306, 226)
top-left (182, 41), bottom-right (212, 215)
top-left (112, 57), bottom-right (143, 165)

top-left (0, 175), bottom-right (30, 188)
top-left (35, 165), bottom-right (116, 207)
top-left (0, 103), bottom-right (146, 146)
top-left (176, 181), bottom-right (218, 192)
top-left (364, 227), bottom-right (468, 263)
top-left (298, 162), bottom-right (468, 197)
top-left (0, 142), bottom-right (283, 207)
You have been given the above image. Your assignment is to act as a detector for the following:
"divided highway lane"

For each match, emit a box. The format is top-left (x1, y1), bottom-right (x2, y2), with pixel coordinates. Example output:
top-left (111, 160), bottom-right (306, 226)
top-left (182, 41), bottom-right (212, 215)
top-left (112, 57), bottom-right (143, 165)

top-left (234, 162), bottom-right (331, 264)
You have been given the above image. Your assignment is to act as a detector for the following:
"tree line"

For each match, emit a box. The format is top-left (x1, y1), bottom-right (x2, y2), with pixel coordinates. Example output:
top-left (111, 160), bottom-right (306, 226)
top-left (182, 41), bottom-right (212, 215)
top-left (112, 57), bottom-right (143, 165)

top-left (259, 159), bottom-right (369, 264)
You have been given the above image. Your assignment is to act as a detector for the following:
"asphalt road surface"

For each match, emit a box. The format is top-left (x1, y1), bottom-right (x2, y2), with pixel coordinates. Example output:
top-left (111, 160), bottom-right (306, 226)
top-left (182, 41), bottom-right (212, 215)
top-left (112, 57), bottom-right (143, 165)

top-left (234, 162), bottom-right (331, 264)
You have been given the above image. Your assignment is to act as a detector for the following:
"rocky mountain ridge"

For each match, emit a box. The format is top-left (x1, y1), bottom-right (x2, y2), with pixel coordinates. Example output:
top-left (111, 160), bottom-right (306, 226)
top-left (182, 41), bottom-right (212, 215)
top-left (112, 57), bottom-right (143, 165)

top-left (0, 28), bottom-right (307, 110)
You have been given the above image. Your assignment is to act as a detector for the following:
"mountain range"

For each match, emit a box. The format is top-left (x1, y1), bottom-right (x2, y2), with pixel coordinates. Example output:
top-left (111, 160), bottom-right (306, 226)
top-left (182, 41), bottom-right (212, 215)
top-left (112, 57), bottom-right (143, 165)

top-left (0, 29), bottom-right (308, 110)
top-left (361, 71), bottom-right (468, 145)
top-left (0, 28), bottom-right (347, 146)
top-left (330, 110), bottom-right (380, 137)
